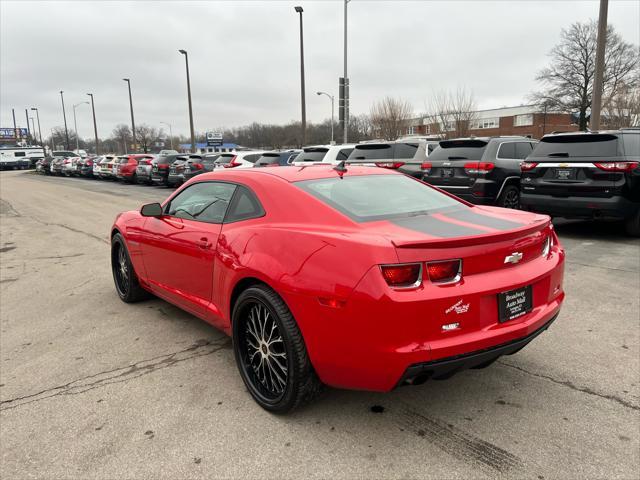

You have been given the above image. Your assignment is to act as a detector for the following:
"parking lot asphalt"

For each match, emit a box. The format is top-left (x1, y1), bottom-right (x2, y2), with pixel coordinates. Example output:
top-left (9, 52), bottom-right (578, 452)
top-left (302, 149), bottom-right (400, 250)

top-left (1, 170), bottom-right (639, 479)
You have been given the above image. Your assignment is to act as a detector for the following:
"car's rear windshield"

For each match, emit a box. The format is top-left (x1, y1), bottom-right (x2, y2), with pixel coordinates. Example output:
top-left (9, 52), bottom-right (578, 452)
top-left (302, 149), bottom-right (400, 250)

top-left (296, 174), bottom-right (461, 222)
top-left (429, 140), bottom-right (488, 161)
top-left (54, 151), bottom-right (76, 157)
top-left (347, 143), bottom-right (418, 161)
top-left (156, 155), bottom-right (178, 164)
top-left (256, 153), bottom-right (282, 165)
top-left (296, 148), bottom-right (329, 162)
top-left (622, 134), bottom-right (640, 157)
top-left (532, 134), bottom-right (619, 157)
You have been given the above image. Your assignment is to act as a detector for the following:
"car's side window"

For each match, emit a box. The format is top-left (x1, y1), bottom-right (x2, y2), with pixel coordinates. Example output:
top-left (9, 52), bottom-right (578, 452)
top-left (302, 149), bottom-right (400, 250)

top-left (515, 142), bottom-right (533, 159)
top-left (165, 182), bottom-right (237, 224)
top-left (497, 142), bottom-right (515, 159)
top-left (225, 186), bottom-right (265, 223)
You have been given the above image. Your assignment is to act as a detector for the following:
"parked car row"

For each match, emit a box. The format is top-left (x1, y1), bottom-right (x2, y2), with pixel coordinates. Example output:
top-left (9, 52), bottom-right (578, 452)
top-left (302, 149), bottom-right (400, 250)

top-left (33, 127), bottom-right (639, 235)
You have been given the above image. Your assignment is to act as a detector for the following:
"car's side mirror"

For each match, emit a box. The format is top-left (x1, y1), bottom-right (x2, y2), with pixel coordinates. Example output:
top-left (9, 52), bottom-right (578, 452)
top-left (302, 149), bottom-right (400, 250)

top-left (140, 202), bottom-right (163, 217)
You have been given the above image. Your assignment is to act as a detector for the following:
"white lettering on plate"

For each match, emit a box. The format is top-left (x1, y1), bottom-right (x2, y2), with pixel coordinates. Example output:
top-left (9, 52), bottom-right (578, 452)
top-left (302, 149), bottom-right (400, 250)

top-left (445, 299), bottom-right (470, 315)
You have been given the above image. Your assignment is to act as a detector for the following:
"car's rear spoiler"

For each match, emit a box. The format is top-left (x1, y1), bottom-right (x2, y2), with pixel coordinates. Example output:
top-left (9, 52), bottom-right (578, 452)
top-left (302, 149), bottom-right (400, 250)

top-left (391, 219), bottom-right (550, 249)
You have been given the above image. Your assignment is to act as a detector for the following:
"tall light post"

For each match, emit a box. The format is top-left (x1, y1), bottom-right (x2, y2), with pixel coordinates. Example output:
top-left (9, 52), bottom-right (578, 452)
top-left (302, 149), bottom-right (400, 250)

top-left (60, 91), bottom-right (70, 150)
top-left (590, 0), bottom-right (609, 130)
top-left (294, 6), bottom-right (306, 146)
top-left (87, 93), bottom-right (99, 154)
top-left (160, 121), bottom-right (174, 150)
top-left (73, 101), bottom-right (89, 151)
top-left (30, 108), bottom-right (44, 150)
top-left (342, 0), bottom-right (350, 143)
top-left (178, 49), bottom-right (196, 153)
top-left (123, 78), bottom-right (136, 152)
top-left (317, 91), bottom-right (335, 144)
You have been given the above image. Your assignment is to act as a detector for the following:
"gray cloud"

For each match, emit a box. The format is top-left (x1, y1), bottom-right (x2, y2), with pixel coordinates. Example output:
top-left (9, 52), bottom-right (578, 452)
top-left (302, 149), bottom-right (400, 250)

top-left (1, 0), bottom-right (639, 140)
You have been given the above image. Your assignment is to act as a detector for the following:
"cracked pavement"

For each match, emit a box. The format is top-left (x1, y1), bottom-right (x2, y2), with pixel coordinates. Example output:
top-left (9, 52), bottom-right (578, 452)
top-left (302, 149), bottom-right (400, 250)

top-left (1, 170), bottom-right (639, 479)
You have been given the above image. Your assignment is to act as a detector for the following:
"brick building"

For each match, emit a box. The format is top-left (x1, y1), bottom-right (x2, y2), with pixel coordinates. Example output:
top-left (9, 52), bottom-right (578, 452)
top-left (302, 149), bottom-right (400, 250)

top-left (408, 105), bottom-right (579, 140)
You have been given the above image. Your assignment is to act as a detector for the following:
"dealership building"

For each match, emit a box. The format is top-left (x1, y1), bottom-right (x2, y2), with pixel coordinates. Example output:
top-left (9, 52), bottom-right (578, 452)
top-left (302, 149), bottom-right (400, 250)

top-left (407, 105), bottom-right (579, 139)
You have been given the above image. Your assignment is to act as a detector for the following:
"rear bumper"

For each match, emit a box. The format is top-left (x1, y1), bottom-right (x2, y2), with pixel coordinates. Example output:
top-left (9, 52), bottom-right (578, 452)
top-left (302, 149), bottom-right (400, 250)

top-left (521, 193), bottom-right (638, 220)
top-left (398, 312), bottom-right (558, 386)
top-left (168, 173), bottom-right (184, 185)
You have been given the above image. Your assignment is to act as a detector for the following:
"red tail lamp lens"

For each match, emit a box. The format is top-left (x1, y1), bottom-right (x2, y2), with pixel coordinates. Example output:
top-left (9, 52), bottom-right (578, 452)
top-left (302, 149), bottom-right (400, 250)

top-left (421, 162), bottom-right (432, 170)
top-left (594, 162), bottom-right (639, 172)
top-left (192, 163), bottom-right (204, 170)
top-left (375, 161), bottom-right (405, 169)
top-left (224, 156), bottom-right (239, 168)
top-left (520, 162), bottom-right (538, 171)
top-left (426, 260), bottom-right (461, 283)
top-left (464, 162), bottom-right (494, 174)
top-left (380, 263), bottom-right (422, 288)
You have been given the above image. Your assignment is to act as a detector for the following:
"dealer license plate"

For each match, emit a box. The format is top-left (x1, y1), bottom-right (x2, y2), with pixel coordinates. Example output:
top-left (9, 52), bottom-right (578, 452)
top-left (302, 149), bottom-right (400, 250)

top-left (498, 285), bottom-right (532, 323)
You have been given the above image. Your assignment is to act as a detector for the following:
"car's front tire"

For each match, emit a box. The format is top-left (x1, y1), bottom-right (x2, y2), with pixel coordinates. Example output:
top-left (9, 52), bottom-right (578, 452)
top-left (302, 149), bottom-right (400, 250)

top-left (111, 233), bottom-right (151, 302)
top-left (232, 285), bottom-right (322, 413)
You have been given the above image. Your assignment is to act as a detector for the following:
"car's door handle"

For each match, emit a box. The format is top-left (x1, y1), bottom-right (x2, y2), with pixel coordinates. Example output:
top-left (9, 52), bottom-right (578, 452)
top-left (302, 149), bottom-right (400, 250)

top-left (198, 237), bottom-right (212, 249)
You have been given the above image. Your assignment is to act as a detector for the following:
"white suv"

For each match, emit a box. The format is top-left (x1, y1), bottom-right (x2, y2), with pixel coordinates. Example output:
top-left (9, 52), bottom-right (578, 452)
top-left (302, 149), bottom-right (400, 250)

top-left (214, 151), bottom-right (266, 170)
top-left (291, 144), bottom-right (356, 166)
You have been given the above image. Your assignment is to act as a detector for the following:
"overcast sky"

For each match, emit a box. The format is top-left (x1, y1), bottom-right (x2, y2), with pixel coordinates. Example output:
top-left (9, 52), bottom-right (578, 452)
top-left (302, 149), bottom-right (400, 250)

top-left (1, 0), bottom-right (639, 140)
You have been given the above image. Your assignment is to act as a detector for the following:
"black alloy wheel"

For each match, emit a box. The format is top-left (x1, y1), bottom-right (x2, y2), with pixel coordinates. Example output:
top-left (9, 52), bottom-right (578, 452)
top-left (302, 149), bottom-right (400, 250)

top-left (232, 285), bottom-right (322, 413)
top-left (498, 185), bottom-right (520, 210)
top-left (111, 233), bottom-right (151, 303)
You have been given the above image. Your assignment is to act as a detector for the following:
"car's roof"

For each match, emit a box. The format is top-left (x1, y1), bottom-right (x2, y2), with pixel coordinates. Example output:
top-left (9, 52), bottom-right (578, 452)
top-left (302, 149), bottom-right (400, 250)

top-left (195, 165), bottom-right (394, 183)
top-left (541, 129), bottom-right (637, 138)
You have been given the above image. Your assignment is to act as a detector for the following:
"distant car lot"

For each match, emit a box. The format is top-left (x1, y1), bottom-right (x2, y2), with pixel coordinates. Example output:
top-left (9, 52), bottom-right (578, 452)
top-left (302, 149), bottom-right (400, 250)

top-left (0, 170), bottom-right (637, 478)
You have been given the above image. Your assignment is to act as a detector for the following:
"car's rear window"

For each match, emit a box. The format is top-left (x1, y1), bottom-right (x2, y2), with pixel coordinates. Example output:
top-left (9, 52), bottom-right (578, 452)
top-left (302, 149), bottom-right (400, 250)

top-left (255, 153), bottom-right (282, 165)
top-left (429, 140), bottom-right (488, 161)
top-left (622, 134), bottom-right (640, 157)
top-left (348, 144), bottom-right (393, 161)
top-left (297, 148), bottom-right (328, 162)
top-left (296, 174), bottom-right (461, 222)
top-left (532, 134), bottom-right (619, 157)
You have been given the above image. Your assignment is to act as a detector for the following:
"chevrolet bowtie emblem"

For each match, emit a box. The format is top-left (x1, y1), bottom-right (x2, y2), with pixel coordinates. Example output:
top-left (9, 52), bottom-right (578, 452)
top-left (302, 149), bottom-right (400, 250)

top-left (504, 252), bottom-right (524, 264)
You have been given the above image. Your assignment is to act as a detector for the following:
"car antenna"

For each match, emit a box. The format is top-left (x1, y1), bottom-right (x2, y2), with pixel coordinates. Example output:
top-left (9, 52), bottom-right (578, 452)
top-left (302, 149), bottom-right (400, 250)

top-left (333, 160), bottom-right (347, 178)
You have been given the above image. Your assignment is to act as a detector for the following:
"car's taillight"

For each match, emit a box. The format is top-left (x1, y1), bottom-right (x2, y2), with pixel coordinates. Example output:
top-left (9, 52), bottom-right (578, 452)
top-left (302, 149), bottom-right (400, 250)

top-left (380, 263), bottom-right (422, 288)
top-left (223, 156), bottom-right (239, 168)
top-left (426, 260), bottom-right (461, 283)
top-left (375, 161), bottom-right (405, 169)
top-left (464, 162), bottom-right (494, 174)
top-left (594, 161), bottom-right (639, 172)
top-left (542, 235), bottom-right (552, 257)
top-left (192, 163), bottom-right (203, 170)
top-left (520, 162), bottom-right (538, 172)
top-left (420, 162), bottom-right (432, 173)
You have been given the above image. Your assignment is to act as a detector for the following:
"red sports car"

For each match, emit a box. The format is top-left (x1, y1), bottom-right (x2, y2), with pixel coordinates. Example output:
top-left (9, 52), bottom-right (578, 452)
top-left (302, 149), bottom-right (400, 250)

top-left (111, 165), bottom-right (564, 412)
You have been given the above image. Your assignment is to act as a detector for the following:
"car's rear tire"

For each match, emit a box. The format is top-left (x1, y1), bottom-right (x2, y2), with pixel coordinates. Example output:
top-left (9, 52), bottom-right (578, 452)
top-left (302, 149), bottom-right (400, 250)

top-left (498, 185), bottom-right (520, 209)
top-left (111, 233), bottom-right (151, 303)
top-left (232, 285), bottom-right (322, 413)
top-left (624, 208), bottom-right (640, 237)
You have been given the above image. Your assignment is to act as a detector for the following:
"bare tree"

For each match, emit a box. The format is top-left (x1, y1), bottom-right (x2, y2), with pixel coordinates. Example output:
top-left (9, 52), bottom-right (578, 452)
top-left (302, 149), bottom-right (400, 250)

top-left (532, 20), bottom-right (639, 131)
top-left (369, 97), bottom-right (414, 140)
top-left (136, 124), bottom-right (159, 153)
top-left (424, 87), bottom-right (478, 138)
top-left (111, 124), bottom-right (132, 154)
top-left (603, 84), bottom-right (640, 128)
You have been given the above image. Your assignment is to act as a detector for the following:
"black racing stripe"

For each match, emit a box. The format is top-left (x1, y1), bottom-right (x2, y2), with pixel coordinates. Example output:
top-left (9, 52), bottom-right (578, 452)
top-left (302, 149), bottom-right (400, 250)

top-left (446, 208), bottom-right (524, 231)
top-left (391, 215), bottom-right (485, 238)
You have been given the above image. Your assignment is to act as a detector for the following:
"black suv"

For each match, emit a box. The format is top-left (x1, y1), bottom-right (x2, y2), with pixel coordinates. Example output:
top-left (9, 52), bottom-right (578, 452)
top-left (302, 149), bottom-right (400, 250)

top-left (345, 140), bottom-right (428, 178)
top-left (422, 137), bottom-right (536, 208)
top-left (151, 154), bottom-right (181, 186)
top-left (520, 129), bottom-right (640, 236)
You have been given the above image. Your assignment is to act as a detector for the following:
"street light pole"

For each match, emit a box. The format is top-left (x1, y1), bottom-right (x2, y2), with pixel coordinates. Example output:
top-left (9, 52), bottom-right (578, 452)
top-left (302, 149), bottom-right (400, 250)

top-left (73, 101), bottom-right (89, 151)
top-left (178, 50), bottom-right (196, 153)
top-left (294, 6), bottom-right (306, 146)
top-left (87, 93), bottom-right (99, 154)
top-left (123, 78), bottom-right (136, 152)
top-left (160, 122), bottom-right (174, 150)
top-left (30, 108), bottom-right (44, 151)
top-left (343, 0), bottom-right (350, 143)
top-left (317, 91), bottom-right (335, 144)
top-left (590, 0), bottom-right (609, 130)
top-left (60, 91), bottom-right (70, 150)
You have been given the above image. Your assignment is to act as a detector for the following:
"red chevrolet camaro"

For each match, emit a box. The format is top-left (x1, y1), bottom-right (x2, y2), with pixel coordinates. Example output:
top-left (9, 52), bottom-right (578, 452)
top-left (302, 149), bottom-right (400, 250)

top-left (111, 165), bottom-right (565, 412)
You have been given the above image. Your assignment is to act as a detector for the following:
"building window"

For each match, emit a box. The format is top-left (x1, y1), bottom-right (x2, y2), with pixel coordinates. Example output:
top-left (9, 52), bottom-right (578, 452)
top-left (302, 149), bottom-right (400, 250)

top-left (408, 125), bottom-right (417, 135)
top-left (470, 117), bottom-right (499, 129)
top-left (440, 120), bottom-right (455, 132)
top-left (514, 114), bottom-right (533, 127)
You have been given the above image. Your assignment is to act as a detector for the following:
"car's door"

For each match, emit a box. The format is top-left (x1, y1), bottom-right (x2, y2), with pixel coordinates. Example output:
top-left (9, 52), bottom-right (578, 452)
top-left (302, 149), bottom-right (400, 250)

top-left (138, 181), bottom-right (237, 316)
